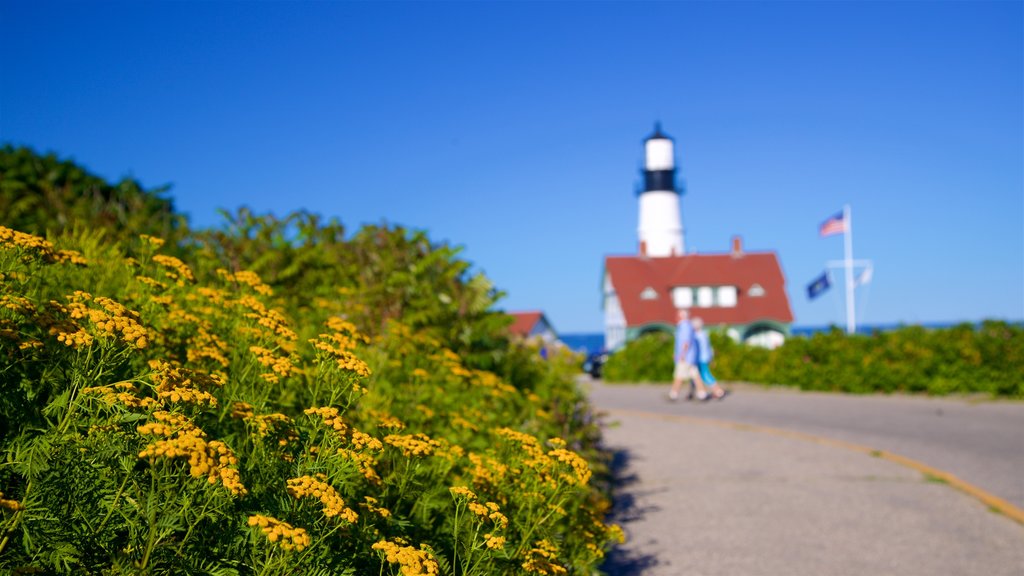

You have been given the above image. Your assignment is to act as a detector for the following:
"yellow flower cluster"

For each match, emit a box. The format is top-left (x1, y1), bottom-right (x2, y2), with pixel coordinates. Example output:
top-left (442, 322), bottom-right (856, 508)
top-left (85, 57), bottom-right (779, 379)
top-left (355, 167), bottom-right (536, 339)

top-left (18, 339), bottom-right (42, 350)
top-left (230, 401), bottom-right (256, 419)
top-left (43, 300), bottom-right (93, 348)
top-left (337, 448), bottom-right (381, 484)
top-left (149, 360), bottom-right (221, 407)
top-left (495, 428), bottom-right (546, 464)
top-left (286, 475), bottom-right (358, 522)
top-left (468, 453), bottom-right (509, 488)
top-left (136, 275), bottom-right (168, 291)
top-left (217, 268), bottom-right (273, 296)
top-left (230, 403), bottom-right (296, 446)
top-left (360, 496), bottom-right (391, 518)
top-left (249, 346), bottom-right (295, 383)
top-left (305, 407), bottom-right (382, 455)
top-left (433, 348), bottom-right (473, 379)
top-left (64, 291), bottom-right (150, 348)
top-left (484, 533), bottom-right (506, 550)
top-left (1, 294), bottom-right (35, 314)
top-left (309, 331), bottom-right (371, 377)
top-left (521, 539), bottom-right (567, 575)
top-left (451, 416), bottom-right (478, 432)
top-left (236, 296), bottom-right (298, 341)
top-left (256, 414), bottom-right (295, 443)
top-left (0, 490), bottom-right (23, 512)
top-left (448, 486), bottom-right (477, 500)
top-left (305, 406), bottom-right (348, 435)
top-left (372, 538), bottom-right (440, 576)
top-left (467, 501), bottom-right (508, 529)
top-left (374, 412), bottom-right (406, 431)
top-left (185, 325), bottom-right (230, 368)
top-left (325, 317), bottom-right (368, 340)
top-left (0, 225), bottom-right (58, 262)
top-left (247, 514), bottom-right (311, 552)
top-left (351, 430), bottom-right (383, 451)
top-left (137, 411), bottom-right (247, 495)
top-left (548, 448), bottom-right (592, 486)
top-left (139, 234), bottom-right (165, 249)
top-left (471, 370), bottom-right (517, 397)
top-left (152, 254), bottom-right (195, 285)
top-left (546, 437), bottom-right (567, 449)
top-left (55, 249), bottom-right (88, 266)
top-left (434, 440), bottom-right (464, 463)
top-left (196, 286), bottom-right (227, 305)
top-left (81, 382), bottom-right (159, 410)
top-left (450, 486), bottom-right (508, 529)
top-left (383, 433), bottom-right (441, 457)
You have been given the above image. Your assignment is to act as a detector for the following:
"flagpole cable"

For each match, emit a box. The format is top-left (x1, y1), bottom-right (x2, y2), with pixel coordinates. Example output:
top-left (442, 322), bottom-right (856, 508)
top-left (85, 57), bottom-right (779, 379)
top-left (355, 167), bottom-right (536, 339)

top-left (844, 204), bottom-right (855, 334)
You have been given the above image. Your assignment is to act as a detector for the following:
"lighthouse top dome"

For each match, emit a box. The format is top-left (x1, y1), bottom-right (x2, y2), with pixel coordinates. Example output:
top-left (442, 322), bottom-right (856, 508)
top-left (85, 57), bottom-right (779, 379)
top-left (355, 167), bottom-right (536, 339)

top-left (646, 122), bottom-right (673, 142)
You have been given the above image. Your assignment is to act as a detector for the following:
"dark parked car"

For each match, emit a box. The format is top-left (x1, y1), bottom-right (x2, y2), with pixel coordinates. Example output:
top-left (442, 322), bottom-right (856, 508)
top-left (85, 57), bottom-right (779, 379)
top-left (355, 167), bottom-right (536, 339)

top-left (583, 351), bottom-right (608, 379)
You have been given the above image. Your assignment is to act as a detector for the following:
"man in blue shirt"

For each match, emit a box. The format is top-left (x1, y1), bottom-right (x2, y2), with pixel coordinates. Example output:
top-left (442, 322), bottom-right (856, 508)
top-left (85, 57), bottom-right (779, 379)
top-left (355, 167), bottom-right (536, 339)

top-left (669, 309), bottom-right (708, 401)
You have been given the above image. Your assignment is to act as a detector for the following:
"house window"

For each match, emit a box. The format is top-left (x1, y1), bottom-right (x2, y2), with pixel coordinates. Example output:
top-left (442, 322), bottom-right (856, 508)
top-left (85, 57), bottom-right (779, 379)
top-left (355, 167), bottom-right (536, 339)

top-left (717, 286), bottom-right (737, 307)
top-left (640, 287), bottom-right (658, 300)
top-left (672, 287), bottom-right (692, 308)
top-left (748, 284), bottom-right (765, 297)
top-left (696, 286), bottom-right (714, 308)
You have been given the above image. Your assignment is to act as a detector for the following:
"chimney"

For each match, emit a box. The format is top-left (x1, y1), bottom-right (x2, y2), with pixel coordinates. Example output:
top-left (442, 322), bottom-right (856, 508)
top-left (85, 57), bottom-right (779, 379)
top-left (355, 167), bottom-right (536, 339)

top-left (731, 235), bottom-right (743, 258)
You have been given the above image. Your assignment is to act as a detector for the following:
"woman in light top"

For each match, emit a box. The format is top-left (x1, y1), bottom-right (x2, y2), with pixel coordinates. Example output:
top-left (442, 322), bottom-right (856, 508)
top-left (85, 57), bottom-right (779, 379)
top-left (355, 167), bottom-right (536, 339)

top-left (692, 317), bottom-right (728, 400)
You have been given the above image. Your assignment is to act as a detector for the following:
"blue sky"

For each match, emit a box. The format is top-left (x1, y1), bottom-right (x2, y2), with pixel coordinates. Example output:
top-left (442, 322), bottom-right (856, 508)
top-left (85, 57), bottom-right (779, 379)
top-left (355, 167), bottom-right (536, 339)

top-left (2, 1), bottom-right (1021, 333)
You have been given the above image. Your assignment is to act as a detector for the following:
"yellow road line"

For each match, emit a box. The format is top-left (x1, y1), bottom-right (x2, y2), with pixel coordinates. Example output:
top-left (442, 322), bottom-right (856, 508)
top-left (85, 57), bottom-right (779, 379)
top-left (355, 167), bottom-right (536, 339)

top-left (605, 407), bottom-right (1024, 526)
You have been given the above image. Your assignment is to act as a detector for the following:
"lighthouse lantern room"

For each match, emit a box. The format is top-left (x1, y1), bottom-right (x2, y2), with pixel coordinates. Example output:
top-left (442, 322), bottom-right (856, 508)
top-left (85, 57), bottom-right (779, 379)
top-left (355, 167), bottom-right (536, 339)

top-left (638, 123), bottom-right (685, 257)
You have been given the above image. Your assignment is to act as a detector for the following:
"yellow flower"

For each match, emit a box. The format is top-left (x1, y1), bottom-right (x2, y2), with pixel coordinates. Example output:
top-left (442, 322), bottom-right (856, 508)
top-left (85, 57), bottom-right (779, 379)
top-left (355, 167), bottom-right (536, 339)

top-left (484, 533), bottom-right (506, 550)
top-left (448, 486), bottom-right (477, 500)
top-left (247, 515), bottom-right (311, 552)
top-left (383, 433), bottom-right (441, 457)
top-left (372, 539), bottom-right (440, 575)
top-left (522, 539), bottom-right (567, 575)
top-left (152, 254), bottom-right (195, 285)
top-left (137, 412), bottom-right (246, 496)
top-left (286, 476), bottom-right (358, 523)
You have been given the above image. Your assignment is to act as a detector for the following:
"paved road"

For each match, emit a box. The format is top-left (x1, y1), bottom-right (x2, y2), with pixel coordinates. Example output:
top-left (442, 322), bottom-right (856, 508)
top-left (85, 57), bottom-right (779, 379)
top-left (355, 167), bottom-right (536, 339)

top-left (589, 380), bottom-right (1024, 576)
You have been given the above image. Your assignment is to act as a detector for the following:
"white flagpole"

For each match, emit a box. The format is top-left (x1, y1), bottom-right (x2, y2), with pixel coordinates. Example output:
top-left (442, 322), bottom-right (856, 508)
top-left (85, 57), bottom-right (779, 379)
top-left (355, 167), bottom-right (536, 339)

top-left (844, 204), bottom-right (855, 334)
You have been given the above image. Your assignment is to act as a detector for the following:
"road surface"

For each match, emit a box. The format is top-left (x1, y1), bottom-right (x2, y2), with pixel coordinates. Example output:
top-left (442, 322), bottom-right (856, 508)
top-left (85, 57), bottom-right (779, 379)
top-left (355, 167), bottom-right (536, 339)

top-left (588, 380), bottom-right (1024, 576)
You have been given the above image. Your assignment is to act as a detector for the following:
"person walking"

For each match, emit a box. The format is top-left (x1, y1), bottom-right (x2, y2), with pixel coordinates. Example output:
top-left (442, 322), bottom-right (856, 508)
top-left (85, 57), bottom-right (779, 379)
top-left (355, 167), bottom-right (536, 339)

top-left (669, 308), bottom-right (708, 401)
top-left (692, 317), bottom-right (727, 400)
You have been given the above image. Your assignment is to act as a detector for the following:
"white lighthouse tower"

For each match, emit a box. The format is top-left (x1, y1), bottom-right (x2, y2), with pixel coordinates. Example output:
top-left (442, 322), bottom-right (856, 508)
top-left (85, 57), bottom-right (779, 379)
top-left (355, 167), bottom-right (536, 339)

top-left (638, 124), bottom-right (684, 257)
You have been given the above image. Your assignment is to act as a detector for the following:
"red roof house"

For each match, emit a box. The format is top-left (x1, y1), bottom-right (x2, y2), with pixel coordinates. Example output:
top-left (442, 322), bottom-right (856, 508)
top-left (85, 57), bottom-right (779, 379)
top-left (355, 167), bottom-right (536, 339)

top-left (603, 237), bottom-right (793, 350)
top-left (507, 310), bottom-right (559, 343)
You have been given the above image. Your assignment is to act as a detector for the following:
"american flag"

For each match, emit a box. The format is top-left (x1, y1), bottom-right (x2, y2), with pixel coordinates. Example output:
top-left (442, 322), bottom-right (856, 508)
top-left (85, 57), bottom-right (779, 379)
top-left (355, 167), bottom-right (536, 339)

top-left (819, 211), bottom-right (846, 237)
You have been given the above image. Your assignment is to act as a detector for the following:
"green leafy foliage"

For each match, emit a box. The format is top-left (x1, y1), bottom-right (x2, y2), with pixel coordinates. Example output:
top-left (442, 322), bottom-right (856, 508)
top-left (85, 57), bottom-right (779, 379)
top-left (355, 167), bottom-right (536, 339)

top-left (0, 145), bottom-right (184, 243)
top-left (601, 332), bottom-right (674, 383)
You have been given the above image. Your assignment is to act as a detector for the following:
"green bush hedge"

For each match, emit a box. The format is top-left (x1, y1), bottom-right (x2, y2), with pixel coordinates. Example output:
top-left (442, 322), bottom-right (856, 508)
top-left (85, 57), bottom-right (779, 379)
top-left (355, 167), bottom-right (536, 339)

top-left (603, 323), bottom-right (1024, 398)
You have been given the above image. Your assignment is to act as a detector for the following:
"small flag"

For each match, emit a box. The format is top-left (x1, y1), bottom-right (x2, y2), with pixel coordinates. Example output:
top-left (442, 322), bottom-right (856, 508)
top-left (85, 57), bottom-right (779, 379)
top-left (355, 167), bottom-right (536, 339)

top-left (856, 266), bottom-right (873, 286)
top-left (807, 272), bottom-right (831, 300)
top-left (819, 211), bottom-right (847, 237)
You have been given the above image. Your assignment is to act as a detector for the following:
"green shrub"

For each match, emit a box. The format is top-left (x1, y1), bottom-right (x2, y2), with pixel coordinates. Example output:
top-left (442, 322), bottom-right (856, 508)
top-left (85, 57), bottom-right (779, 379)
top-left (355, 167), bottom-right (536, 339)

top-left (602, 323), bottom-right (1023, 398)
top-left (602, 332), bottom-right (673, 383)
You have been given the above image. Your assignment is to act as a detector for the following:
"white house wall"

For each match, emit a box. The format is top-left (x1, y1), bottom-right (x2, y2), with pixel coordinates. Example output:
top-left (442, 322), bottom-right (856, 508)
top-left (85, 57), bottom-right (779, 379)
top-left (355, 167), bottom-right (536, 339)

top-left (603, 274), bottom-right (626, 351)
